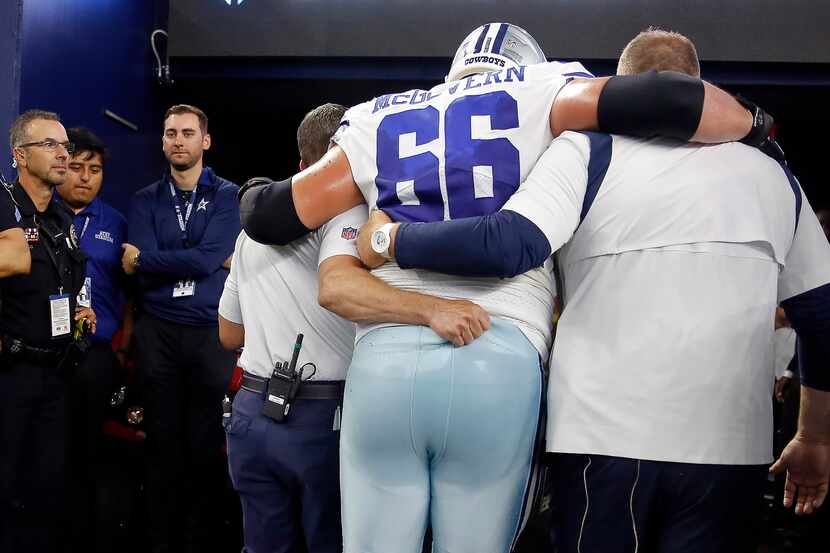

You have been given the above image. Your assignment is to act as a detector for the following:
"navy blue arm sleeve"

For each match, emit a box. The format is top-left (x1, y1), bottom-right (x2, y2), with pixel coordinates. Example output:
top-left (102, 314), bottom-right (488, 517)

top-left (781, 282), bottom-right (830, 391)
top-left (395, 210), bottom-right (551, 278)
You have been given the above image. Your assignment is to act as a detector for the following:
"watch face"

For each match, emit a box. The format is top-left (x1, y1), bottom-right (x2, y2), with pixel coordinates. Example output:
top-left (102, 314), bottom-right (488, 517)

top-left (372, 230), bottom-right (389, 253)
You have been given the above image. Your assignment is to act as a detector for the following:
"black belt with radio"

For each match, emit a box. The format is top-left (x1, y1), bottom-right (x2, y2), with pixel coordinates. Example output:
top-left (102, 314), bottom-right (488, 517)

top-left (233, 333), bottom-right (341, 423)
top-left (227, 333), bottom-right (344, 423)
top-left (261, 333), bottom-right (304, 422)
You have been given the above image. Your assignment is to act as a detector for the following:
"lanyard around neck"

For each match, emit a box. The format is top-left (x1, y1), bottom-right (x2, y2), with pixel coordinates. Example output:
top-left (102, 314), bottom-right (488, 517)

top-left (169, 180), bottom-right (198, 236)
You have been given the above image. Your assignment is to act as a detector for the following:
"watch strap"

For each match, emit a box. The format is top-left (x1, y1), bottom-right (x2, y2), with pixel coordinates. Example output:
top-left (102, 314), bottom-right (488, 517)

top-left (376, 223), bottom-right (395, 260)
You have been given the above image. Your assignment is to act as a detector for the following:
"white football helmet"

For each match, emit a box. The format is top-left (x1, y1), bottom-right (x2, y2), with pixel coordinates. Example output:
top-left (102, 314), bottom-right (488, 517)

top-left (446, 23), bottom-right (547, 82)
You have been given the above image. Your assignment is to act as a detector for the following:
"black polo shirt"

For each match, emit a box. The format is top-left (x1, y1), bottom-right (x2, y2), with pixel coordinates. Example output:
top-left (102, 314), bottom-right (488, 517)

top-left (0, 183), bottom-right (86, 347)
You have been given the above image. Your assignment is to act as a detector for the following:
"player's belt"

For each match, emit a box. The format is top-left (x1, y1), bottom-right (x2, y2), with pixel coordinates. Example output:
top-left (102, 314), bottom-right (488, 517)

top-left (241, 371), bottom-right (344, 400)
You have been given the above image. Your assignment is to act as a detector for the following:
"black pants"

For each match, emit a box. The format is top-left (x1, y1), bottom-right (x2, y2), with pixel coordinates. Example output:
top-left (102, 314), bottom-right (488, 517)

top-left (134, 314), bottom-right (236, 553)
top-left (550, 453), bottom-right (767, 553)
top-left (67, 341), bottom-right (123, 552)
top-left (0, 357), bottom-right (70, 553)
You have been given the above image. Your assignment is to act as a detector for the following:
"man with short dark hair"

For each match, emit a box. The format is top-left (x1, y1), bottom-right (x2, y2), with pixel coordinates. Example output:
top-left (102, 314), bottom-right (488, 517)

top-left (0, 110), bottom-right (95, 553)
top-left (56, 126), bottom-right (131, 550)
top-left (296, 103), bottom-right (344, 167)
top-left (124, 104), bottom-right (240, 553)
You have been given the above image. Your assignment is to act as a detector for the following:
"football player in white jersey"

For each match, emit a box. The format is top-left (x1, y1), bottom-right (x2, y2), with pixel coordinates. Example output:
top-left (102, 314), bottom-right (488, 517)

top-left (330, 27), bottom-right (568, 553)
top-left (330, 36), bottom-right (583, 551)
top-left (354, 29), bottom-right (830, 553)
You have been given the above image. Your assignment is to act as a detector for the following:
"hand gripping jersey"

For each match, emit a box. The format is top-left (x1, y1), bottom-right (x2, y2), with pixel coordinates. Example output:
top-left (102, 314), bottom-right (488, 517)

top-left (333, 61), bottom-right (592, 356)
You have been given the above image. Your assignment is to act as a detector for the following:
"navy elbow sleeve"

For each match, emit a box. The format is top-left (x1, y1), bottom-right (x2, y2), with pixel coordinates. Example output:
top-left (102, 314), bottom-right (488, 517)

top-left (239, 177), bottom-right (310, 246)
top-left (782, 282), bottom-right (830, 391)
top-left (598, 70), bottom-right (704, 141)
top-left (396, 211), bottom-right (551, 278)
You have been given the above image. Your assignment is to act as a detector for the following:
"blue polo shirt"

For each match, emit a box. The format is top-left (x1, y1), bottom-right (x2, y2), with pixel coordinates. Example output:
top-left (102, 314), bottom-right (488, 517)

top-left (70, 197), bottom-right (128, 344)
top-left (127, 167), bottom-right (240, 326)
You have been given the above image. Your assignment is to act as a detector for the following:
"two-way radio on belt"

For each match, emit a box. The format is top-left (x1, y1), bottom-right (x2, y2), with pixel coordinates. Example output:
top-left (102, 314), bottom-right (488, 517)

top-left (261, 333), bottom-right (304, 423)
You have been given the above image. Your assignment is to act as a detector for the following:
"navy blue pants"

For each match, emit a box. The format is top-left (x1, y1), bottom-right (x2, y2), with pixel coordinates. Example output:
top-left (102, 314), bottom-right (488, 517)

top-left (550, 454), bottom-right (767, 553)
top-left (226, 387), bottom-right (342, 553)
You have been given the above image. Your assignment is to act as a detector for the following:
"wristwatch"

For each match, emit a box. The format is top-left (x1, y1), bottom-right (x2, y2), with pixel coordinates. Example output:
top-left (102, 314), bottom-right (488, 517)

top-left (370, 223), bottom-right (395, 260)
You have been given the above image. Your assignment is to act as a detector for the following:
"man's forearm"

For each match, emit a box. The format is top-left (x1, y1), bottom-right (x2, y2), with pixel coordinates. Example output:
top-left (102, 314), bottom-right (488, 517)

top-left (139, 248), bottom-right (228, 279)
top-left (320, 257), bottom-right (492, 347)
top-left (318, 260), bottom-right (433, 325)
top-left (692, 81), bottom-right (754, 143)
top-left (797, 386), bottom-right (830, 444)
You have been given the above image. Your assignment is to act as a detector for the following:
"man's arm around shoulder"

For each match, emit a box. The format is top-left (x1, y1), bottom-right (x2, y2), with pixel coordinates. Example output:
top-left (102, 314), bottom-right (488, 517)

top-left (356, 133), bottom-right (590, 277)
top-left (240, 146), bottom-right (364, 246)
top-left (551, 72), bottom-right (759, 144)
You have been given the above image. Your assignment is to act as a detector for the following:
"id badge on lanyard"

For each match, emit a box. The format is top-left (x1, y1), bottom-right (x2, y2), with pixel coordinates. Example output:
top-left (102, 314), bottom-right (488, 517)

top-left (170, 181), bottom-right (198, 298)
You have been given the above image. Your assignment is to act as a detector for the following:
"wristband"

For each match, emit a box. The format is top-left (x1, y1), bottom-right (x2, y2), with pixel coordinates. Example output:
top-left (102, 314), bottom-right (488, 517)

top-left (734, 95), bottom-right (774, 148)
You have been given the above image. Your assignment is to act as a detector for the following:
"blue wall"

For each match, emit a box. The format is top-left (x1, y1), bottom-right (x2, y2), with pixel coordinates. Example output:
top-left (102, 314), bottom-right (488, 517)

top-left (18, 0), bottom-right (168, 215)
top-left (0, 0), bottom-right (24, 181)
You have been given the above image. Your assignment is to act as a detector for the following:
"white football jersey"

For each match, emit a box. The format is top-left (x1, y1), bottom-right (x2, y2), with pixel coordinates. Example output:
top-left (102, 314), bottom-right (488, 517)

top-left (333, 61), bottom-right (591, 357)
